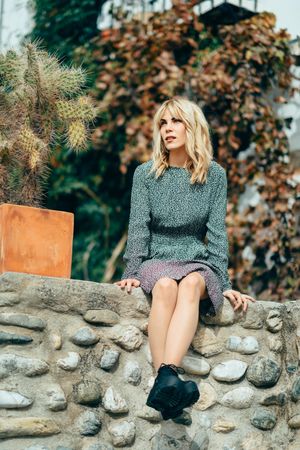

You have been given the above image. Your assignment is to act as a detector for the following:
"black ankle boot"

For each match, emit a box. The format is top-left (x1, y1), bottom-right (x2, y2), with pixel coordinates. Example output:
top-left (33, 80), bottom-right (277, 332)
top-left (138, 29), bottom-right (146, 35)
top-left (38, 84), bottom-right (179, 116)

top-left (159, 363), bottom-right (185, 376)
top-left (146, 363), bottom-right (186, 411)
top-left (146, 363), bottom-right (200, 419)
top-left (161, 406), bottom-right (184, 420)
top-left (160, 379), bottom-right (200, 420)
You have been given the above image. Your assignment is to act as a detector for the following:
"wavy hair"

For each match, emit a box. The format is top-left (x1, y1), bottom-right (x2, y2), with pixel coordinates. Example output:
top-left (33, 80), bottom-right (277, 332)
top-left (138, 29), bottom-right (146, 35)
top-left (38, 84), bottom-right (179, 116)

top-left (148, 97), bottom-right (214, 184)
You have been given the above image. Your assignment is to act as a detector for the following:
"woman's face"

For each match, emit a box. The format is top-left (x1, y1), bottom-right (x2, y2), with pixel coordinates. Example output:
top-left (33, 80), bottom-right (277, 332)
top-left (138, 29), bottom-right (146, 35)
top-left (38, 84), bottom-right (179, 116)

top-left (159, 109), bottom-right (186, 152)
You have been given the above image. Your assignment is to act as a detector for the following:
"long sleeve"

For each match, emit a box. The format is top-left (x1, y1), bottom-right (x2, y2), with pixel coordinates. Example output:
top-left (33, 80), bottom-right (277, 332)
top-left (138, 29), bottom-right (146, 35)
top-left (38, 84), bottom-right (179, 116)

top-left (121, 165), bottom-right (151, 281)
top-left (206, 166), bottom-right (232, 292)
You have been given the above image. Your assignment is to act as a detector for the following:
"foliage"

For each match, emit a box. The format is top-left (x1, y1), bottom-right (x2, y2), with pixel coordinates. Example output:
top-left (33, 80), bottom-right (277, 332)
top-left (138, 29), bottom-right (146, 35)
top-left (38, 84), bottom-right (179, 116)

top-left (28, 0), bottom-right (105, 62)
top-left (28, 0), bottom-right (129, 284)
top-left (28, 0), bottom-right (299, 299)
top-left (0, 42), bottom-right (98, 206)
top-left (89, 2), bottom-right (298, 300)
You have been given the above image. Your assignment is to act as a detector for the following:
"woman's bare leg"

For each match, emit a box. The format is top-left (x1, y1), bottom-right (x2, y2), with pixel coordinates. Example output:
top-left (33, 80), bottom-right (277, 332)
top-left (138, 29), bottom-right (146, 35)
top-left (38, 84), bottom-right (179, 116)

top-left (163, 272), bottom-right (208, 366)
top-left (148, 277), bottom-right (178, 372)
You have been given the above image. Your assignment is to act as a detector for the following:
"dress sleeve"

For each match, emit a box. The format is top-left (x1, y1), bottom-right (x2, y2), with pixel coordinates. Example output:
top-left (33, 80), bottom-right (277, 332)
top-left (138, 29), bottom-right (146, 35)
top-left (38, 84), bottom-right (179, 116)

top-left (121, 165), bottom-right (151, 281)
top-left (206, 166), bottom-right (232, 292)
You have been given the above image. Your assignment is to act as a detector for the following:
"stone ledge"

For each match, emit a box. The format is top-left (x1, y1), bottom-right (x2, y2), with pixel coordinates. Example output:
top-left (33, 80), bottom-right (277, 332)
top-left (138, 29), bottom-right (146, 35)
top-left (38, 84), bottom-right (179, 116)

top-left (0, 272), bottom-right (299, 450)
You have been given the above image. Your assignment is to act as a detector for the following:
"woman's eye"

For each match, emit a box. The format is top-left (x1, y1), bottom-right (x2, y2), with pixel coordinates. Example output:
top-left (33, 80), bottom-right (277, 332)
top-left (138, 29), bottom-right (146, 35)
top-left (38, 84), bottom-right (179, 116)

top-left (160, 118), bottom-right (181, 126)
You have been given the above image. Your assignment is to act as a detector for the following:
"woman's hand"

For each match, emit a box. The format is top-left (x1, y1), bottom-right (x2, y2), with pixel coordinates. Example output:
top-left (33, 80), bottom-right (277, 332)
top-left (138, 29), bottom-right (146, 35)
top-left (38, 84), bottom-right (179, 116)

top-left (114, 278), bottom-right (141, 293)
top-left (223, 289), bottom-right (256, 313)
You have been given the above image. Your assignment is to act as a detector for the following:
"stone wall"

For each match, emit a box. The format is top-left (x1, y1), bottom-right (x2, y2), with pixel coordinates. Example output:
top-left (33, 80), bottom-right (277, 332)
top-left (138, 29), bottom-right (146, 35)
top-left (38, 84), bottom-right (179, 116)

top-left (0, 272), bottom-right (299, 450)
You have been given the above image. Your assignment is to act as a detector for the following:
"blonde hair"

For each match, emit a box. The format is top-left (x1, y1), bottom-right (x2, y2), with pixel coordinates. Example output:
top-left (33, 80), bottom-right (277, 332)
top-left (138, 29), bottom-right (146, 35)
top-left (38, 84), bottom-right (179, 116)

top-left (148, 97), bottom-right (213, 184)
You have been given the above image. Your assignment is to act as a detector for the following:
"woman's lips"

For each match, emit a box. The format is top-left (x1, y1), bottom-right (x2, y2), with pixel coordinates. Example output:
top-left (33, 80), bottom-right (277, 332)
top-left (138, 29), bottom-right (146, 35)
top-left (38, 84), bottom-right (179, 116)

top-left (166, 137), bottom-right (176, 142)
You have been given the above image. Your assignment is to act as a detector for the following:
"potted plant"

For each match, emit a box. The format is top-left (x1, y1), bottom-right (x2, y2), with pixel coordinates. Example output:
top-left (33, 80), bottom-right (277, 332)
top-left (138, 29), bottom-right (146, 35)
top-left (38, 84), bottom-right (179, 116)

top-left (0, 42), bottom-right (97, 278)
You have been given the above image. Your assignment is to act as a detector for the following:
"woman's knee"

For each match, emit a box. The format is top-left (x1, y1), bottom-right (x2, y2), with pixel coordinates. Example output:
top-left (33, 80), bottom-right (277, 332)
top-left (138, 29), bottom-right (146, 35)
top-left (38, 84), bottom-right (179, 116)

top-left (152, 277), bottom-right (178, 303)
top-left (154, 277), bottom-right (178, 289)
top-left (179, 272), bottom-right (206, 297)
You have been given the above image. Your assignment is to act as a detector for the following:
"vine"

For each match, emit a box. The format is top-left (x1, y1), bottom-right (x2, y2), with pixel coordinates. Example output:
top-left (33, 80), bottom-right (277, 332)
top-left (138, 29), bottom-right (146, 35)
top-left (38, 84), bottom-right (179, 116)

top-left (90, 2), bottom-right (298, 299)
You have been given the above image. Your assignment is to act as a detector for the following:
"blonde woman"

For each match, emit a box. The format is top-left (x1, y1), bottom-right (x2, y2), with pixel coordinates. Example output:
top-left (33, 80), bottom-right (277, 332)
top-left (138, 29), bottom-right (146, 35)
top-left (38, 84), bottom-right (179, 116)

top-left (115, 97), bottom-right (256, 420)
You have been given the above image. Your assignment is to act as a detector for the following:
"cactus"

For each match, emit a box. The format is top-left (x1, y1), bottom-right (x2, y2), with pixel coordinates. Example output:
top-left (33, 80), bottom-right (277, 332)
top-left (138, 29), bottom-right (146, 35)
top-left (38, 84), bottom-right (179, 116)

top-left (67, 120), bottom-right (88, 150)
top-left (0, 42), bottom-right (98, 206)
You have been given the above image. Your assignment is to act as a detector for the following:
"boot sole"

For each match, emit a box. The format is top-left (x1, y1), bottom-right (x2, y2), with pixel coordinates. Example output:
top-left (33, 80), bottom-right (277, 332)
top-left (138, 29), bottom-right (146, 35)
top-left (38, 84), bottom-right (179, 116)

top-left (161, 407), bottom-right (183, 420)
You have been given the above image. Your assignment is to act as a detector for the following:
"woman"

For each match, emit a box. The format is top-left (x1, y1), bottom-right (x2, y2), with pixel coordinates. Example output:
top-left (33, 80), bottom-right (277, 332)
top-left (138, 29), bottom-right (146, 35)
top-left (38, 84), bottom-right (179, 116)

top-left (115, 97), bottom-right (256, 420)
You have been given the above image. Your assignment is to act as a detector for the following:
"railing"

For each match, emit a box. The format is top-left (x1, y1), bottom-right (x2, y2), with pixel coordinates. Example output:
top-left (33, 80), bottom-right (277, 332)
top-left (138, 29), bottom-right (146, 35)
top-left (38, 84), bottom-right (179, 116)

top-left (98, 0), bottom-right (258, 29)
top-left (198, 0), bottom-right (258, 13)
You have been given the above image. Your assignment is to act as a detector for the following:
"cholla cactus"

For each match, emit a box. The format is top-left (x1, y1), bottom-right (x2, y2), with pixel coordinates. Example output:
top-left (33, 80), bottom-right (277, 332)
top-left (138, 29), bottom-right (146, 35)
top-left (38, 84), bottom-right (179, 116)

top-left (0, 42), bottom-right (98, 206)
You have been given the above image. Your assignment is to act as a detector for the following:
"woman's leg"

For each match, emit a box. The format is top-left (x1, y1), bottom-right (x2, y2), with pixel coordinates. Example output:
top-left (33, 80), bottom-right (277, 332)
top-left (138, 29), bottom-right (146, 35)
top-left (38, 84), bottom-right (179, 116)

top-left (148, 277), bottom-right (179, 372)
top-left (163, 272), bottom-right (208, 366)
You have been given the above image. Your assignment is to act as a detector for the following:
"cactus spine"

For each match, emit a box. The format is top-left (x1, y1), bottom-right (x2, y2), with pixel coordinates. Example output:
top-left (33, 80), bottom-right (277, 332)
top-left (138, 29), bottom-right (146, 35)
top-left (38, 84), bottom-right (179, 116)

top-left (0, 42), bottom-right (97, 206)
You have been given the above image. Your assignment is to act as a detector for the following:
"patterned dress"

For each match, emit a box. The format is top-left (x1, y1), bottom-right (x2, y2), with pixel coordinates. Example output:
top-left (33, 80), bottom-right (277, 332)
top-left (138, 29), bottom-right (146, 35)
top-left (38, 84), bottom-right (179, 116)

top-left (121, 159), bottom-right (232, 317)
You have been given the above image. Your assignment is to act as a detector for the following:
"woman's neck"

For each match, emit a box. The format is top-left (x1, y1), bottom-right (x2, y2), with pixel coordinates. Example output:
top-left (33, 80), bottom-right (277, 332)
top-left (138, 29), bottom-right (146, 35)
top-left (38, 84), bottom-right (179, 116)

top-left (168, 159), bottom-right (191, 168)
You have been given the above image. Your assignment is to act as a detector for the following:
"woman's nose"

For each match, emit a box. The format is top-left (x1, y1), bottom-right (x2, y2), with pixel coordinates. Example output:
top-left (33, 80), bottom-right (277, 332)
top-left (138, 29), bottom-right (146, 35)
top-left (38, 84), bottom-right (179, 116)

top-left (165, 123), bottom-right (174, 131)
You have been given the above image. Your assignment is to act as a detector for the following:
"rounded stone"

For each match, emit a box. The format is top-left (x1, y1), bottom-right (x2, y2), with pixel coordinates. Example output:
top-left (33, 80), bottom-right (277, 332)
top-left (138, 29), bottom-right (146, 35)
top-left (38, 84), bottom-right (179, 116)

top-left (73, 380), bottom-right (101, 406)
top-left (107, 420), bottom-right (136, 447)
top-left (220, 387), bottom-right (255, 409)
top-left (0, 330), bottom-right (33, 345)
top-left (291, 376), bottom-right (300, 402)
top-left (240, 303), bottom-right (265, 329)
top-left (226, 336), bottom-right (259, 354)
top-left (182, 355), bottom-right (211, 375)
top-left (259, 389), bottom-right (287, 407)
top-left (266, 310), bottom-right (282, 333)
top-left (246, 356), bottom-right (281, 387)
top-left (57, 352), bottom-right (80, 371)
top-left (0, 312), bottom-right (46, 330)
top-left (268, 336), bottom-right (282, 352)
top-left (211, 360), bottom-right (248, 382)
top-left (250, 408), bottom-right (277, 430)
top-left (0, 390), bottom-right (33, 408)
top-left (102, 386), bottom-right (128, 413)
top-left (70, 327), bottom-right (99, 346)
top-left (123, 360), bottom-right (141, 385)
top-left (50, 334), bottom-right (62, 350)
top-left (194, 382), bottom-right (217, 411)
top-left (151, 432), bottom-right (191, 450)
top-left (192, 327), bottom-right (223, 357)
top-left (109, 325), bottom-right (143, 351)
top-left (202, 301), bottom-right (236, 326)
top-left (226, 336), bottom-right (242, 352)
top-left (241, 336), bottom-right (259, 354)
top-left (84, 309), bottom-right (119, 326)
top-left (136, 406), bottom-right (162, 422)
top-left (76, 410), bottom-right (101, 436)
top-left (100, 348), bottom-right (120, 370)
top-left (0, 417), bottom-right (60, 437)
top-left (212, 419), bottom-right (236, 433)
top-left (288, 414), bottom-right (300, 429)
top-left (45, 384), bottom-right (67, 411)
top-left (0, 353), bottom-right (49, 378)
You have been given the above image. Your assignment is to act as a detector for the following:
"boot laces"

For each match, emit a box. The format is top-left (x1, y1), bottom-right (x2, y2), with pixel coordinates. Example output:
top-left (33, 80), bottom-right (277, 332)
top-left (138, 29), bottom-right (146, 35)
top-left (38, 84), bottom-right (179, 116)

top-left (159, 363), bottom-right (185, 375)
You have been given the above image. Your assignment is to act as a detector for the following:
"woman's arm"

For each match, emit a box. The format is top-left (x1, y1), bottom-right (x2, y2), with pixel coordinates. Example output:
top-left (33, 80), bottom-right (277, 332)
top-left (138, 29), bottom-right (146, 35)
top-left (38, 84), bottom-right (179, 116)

top-left (206, 165), bottom-right (232, 292)
top-left (121, 164), bottom-right (151, 281)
